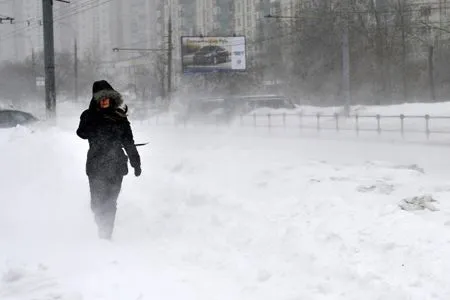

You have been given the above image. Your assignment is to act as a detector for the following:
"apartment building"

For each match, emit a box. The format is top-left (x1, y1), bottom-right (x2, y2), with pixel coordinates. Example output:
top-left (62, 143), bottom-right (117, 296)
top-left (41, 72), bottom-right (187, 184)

top-left (179, 0), bottom-right (196, 36)
top-left (156, 0), bottom-right (183, 48)
top-left (412, 0), bottom-right (449, 23)
top-left (215, 0), bottom-right (234, 35)
top-left (154, 0), bottom-right (182, 87)
top-left (279, 0), bottom-right (297, 17)
top-left (53, 3), bottom-right (78, 54)
top-left (234, 0), bottom-right (258, 40)
top-left (122, 0), bottom-right (160, 50)
top-left (195, 0), bottom-right (216, 35)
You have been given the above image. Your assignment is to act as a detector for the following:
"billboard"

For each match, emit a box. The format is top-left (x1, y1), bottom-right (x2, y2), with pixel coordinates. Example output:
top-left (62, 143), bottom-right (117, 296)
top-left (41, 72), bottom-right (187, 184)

top-left (181, 36), bottom-right (246, 74)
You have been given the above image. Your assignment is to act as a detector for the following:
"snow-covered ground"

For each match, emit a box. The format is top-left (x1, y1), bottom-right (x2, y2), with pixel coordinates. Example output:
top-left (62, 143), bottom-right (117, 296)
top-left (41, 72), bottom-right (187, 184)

top-left (2, 108), bottom-right (450, 299)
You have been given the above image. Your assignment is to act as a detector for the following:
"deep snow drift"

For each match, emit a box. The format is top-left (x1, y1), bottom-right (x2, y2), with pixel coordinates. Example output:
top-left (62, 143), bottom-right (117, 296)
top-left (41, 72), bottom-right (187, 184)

top-left (2, 115), bottom-right (450, 299)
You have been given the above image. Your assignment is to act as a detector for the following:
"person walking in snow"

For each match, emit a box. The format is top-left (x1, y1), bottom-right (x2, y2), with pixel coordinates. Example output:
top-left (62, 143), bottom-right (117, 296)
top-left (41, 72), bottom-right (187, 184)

top-left (77, 80), bottom-right (141, 240)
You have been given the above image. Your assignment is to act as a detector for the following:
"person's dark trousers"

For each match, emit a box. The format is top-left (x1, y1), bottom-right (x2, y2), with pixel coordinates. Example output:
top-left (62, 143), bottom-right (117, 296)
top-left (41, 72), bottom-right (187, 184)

top-left (88, 175), bottom-right (123, 239)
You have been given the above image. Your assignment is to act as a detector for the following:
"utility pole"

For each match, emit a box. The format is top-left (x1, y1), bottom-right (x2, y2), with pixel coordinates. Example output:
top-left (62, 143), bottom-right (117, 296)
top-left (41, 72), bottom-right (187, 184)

top-left (74, 38), bottom-right (78, 102)
top-left (342, 0), bottom-right (351, 116)
top-left (32, 48), bottom-right (37, 93)
top-left (42, 0), bottom-right (56, 119)
top-left (428, 44), bottom-right (436, 101)
top-left (425, 10), bottom-right (436, 101)
top-left (167, 14), bottom-right (173, 106)
top-left (399, 0), bottom-right (408, 101)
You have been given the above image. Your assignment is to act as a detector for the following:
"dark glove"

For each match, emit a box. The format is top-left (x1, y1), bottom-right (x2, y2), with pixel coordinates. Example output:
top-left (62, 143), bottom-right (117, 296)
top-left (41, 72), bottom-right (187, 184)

top-left (134, 166), bottom-right (142, 177)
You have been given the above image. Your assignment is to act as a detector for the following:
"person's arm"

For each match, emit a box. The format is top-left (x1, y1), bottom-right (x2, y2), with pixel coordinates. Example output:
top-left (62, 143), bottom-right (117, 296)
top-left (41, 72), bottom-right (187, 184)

top-left (76, 110), bottom-right (96, 140)
top-left (122, 119), bottom-right (141, 175)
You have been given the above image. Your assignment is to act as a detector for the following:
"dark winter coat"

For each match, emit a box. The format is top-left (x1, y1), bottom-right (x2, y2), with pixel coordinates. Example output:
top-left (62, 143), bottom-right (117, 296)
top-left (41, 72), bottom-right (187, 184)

top-left (77, 81), bottom-right (141, 178)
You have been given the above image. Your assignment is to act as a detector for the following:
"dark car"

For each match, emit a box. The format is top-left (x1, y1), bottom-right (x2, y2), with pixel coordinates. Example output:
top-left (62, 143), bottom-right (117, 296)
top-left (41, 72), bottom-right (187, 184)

top-left (0, 109), bottom-right (39, 128)
top-left (193, 46), bottom-right (229, 65)
top-left (229, 95), bottom-right (296, 114)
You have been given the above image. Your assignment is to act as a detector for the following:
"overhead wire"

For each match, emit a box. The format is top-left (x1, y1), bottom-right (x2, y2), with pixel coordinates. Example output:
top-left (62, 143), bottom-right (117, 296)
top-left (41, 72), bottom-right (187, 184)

top-left (0, 0), bottom-right (113, 42)
top-left (0, 0), bottom-right (87, 40)
top-left (0, 0), bottom-right (88, 26)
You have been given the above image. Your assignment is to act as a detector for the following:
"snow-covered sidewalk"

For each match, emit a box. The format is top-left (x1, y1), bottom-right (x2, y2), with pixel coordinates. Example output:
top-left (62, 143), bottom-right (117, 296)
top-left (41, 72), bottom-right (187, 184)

top-left (1, 124), bottom-right (450, 299)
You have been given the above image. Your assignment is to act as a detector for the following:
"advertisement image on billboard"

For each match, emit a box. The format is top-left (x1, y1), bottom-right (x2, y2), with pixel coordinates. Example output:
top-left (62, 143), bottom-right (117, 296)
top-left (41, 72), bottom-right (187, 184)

top-left (181, 36), bottom-right (246, 74)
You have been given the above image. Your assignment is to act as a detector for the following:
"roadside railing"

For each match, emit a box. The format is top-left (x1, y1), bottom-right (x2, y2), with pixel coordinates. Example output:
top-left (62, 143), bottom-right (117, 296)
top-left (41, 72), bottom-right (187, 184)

top-left (138, 112), bottom-right (450, 140)
top-left (238, 112), bottom-right (450, 140)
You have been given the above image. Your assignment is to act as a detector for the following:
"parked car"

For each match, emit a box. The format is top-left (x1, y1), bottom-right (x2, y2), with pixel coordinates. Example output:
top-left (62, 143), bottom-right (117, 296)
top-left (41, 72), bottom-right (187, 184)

top-left (0, 109), bottom-right (39, 128)
top-left (175, 97), bottom-right (234, 124)
top-left (174, 94), bottom-right (296, 125)
top-left (229, 94), bottom-right (296, 114)
top-left (193, 46), bottom-right (230, 65)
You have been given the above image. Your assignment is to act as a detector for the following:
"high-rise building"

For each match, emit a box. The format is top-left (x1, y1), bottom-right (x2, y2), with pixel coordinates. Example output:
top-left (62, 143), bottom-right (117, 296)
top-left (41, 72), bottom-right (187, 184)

top-left (234, 0), bottom-right (259, 40)
top-left (215, 0), bottom-right (234, 35)
top-left (179, 0), bottom-right (197, 36)
top-left (170, 0), bottom-right (233, 37)
top-left (70, 2), bottom-right (96, 59)
top-left (279, 0), bottom-right (297, 16)
top-left (195, 0), bottom-right (216, 35)
top-left (53, 3), bottom-right (78, 54)
top-left (155, 0), bottom-right (183, 82)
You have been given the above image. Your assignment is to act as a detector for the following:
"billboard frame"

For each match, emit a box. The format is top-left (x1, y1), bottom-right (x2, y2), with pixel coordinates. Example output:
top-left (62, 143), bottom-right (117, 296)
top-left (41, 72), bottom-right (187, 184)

top-left (180, 35), bottom-right (247, 74)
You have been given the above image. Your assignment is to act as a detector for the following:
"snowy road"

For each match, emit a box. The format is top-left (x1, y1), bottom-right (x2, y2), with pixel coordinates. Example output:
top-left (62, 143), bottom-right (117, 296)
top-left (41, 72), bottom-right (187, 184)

top-left (1, 123), bottom-right (450, 299)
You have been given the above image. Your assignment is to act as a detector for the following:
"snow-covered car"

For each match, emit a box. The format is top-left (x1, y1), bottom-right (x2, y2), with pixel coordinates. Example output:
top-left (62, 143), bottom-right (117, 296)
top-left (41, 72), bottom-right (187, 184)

top-left (0, 109), bottom-right (39, 128)
top-left (241, 95), bottom-right (295, 111)
top-left (227, 94), bottom-right (296, 115)
top-left (175, 97), bottom-right (235, 124)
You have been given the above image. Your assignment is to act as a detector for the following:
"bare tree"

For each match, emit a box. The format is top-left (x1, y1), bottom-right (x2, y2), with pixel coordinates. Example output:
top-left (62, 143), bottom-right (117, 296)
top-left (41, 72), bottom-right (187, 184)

top-left (269, 0), bottom-right (450, 105)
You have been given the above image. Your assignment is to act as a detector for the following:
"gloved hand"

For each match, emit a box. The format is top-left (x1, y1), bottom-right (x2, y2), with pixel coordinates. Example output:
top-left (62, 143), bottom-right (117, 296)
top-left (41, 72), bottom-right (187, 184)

top-left (134, 166), bottom-right (142, 177)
